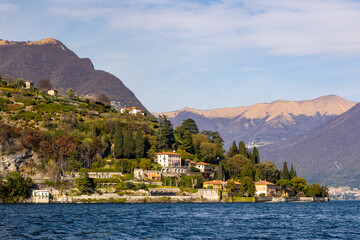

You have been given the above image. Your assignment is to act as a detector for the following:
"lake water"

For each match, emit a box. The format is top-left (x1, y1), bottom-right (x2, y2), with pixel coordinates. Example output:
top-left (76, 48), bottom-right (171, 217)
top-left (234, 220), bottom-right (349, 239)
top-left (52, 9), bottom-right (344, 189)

top-left (0, 201), bottom-right (359, 239)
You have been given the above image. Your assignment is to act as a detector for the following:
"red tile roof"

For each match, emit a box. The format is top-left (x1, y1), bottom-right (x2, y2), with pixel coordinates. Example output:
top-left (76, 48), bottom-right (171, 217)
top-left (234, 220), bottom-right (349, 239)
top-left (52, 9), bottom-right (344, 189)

top-left (196, 162), bottom-right (211, 166)
top-left (204, 180), bottom-right (225, 185)
top-left (255, 180), bottom-right (276, 186)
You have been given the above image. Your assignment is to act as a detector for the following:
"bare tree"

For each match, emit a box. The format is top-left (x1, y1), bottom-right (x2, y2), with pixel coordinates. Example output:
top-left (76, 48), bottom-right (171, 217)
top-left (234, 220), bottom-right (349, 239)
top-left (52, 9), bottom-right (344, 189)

top-left (96, 93), bottom-right (111, 105)
top-left (37, 79), bottom-right (53, 91)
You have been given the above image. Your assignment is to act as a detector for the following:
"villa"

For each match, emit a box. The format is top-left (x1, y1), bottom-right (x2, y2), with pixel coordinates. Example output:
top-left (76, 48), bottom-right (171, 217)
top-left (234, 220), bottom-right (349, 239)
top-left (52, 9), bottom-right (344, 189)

top-left (255, 180), bottom-right (277, 197)
top-left (155, 152), bottom-right (182, 167)
top-left (195, 162), bottom-right (211, 172)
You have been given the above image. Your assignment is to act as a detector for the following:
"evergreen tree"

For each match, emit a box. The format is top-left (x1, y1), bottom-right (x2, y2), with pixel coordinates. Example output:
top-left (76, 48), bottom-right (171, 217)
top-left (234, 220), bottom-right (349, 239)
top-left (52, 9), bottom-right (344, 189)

top-left (135, 129), bottom-right (145, 158)
top-left (143, 136), bottom-right (151, 158)
top-left (282, 162), bottom-right (290, 180)
top-left (182, 130), bottom-right (194, 153)
top-left (227, 140), bottom-right (238, 157)
top-left (123, 130), bottom-right (135, 159)
top-left (289, 163), bottom-right (296, 179)
top-left (156, 115), bottom-right (175, 150)
top-left (114, 126), bottom-right (123, 158)
top-left (177, 119), bottom-right (199, 136)
top-left (238, 141), bottom-right (248, 158)
top-left (252, 147), bottom-right (260, 164)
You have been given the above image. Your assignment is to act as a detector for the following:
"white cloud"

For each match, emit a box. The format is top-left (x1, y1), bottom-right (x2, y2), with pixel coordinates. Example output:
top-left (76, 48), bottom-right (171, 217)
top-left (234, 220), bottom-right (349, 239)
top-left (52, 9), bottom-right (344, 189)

top-left (47, 0), bottom-right (360, 56)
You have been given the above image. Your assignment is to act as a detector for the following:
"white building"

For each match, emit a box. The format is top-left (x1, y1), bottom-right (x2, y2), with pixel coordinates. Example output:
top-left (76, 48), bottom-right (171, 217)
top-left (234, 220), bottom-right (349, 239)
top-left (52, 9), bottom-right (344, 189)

top-left (32, 190), bottom-right (50, 203)
top-left (120, 107), bottom-right (144, 115)
top-left (155, 152), bottom-right (181, 167)
top-left (255, 180), bottom-right (277, 197)
top-left (195, 162), bottom-right (211, 172)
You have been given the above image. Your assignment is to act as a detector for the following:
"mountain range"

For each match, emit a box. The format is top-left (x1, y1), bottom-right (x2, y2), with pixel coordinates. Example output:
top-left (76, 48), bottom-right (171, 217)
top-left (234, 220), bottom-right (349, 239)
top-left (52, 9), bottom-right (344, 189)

top-left (260, 103), bottom-right (360, 188)
top-left (155, 95), bottom-right (356, 148)
top-left (0, 38), bottom-right (147, 111)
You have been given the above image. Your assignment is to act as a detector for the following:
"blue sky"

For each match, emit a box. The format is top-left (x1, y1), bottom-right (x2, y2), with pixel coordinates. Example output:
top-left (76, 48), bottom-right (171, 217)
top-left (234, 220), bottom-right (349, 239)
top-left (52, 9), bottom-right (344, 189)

top-left (1, 0), bottom-right (360, 112)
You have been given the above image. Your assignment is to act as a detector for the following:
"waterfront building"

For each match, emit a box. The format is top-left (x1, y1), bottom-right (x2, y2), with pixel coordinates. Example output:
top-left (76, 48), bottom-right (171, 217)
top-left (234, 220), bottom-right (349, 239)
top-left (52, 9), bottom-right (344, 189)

top-left (255, 180), bottom-right (277, 196)
top-left (32, 190), bottom-right (50, 203)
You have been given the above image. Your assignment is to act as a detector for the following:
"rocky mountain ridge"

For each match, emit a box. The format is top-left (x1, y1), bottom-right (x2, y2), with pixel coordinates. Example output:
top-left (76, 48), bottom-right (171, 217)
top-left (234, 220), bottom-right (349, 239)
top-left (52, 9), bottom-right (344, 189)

top-left (260, 103), bottom-right (360, 188)
top-left (0, 38), bottom-right (148, 111)
top-left (155, 95), bottom-right (356, 148)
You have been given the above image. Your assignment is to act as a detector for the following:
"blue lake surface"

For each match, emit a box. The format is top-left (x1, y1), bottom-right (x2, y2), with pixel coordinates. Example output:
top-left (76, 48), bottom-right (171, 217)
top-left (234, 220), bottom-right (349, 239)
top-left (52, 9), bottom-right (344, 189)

top-left (0, 201), bottom-right (359, 239)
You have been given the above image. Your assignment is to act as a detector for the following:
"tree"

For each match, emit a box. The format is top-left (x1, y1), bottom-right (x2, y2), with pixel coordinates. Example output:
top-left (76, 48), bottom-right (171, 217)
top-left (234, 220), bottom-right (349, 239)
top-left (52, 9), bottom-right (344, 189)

top-left (67, 88), bottom-right (77, 99)
top-left (227, 140), bottom-right (238, 157)
top-left (238, 141), bottom-right (248, 158)
top-left (156, 115), bottom-right (175, 150)
top-left (276, 179), bottom-right (291, 190)
top-left (282, 162), bottom-right (290, 180)
top-left (38, 79), bottom-right (53, 91)
top-left (16, 78), bottom-right (25, 88)
top-left (114, 126), bottom-right (123, 158)
top-left (289, 163), bottom-right (296, 179)
top-left (176, 119), bottom-right (199, 136)
top-left (76, 169), bottom-right (94, 194)
top-left (123, 130), bottom-right (135, 159)
top-left (192, 134), bottom-right (209, 150)
top-left (96, 93), bottom-right (111, 105)
top-left (252, 147), bottom-right (260, 164)
top-left (307, 183), bottom-right (322, 197)
top-left (241, 163), bottom-right (256, 180)
top-left (240, 177), bottom-right (255, 197)
top-left (290, 177), bottom-right (309, 195)
top-left (226, 180), bottom-right (236, 192)
top-left (135, 129), bottom-right (145, 158)
top-left (256, 161), bottom-right (281, 183)
top-left (201, 130), bottom-right (224, 146)
top-left (1, 172), bottom-right (32, 203)
top-left (181, 130), bottom-right (194, 153)
top-left (200, 142), bottom-right (222, 164)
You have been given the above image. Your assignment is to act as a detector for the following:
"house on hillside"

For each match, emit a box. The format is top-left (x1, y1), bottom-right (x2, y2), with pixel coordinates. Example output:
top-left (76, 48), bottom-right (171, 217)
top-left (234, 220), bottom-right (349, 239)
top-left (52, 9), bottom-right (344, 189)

top-left (155, 152), bottom-right (182, 167)
top-left (255, 180), bottom-right (277, 197)
top-left (195, 162), bottom-right (211, 173)
top-left (134, 169), bottom-right (161, 181)
top-left (25, 81), bottom-right (34, 89)
top-left (203, 180), bottom-right (226, 190)
top-left (120, 107), bottom-right (144, 116)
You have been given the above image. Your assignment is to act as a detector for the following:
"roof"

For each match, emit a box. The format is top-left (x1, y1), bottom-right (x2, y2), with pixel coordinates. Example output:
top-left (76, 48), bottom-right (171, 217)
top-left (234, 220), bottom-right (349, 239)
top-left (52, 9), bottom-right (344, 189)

top-left (156, 152), bottom-right (181, 156)
top-left (255, 180), bottom-right (276, 186)
top-left (186, 160), bottom-right (196, 164)
top-left (204, 180), bottom-right (225, 185)
top-left (229, 179), bottom-right (241, 185)
top-left (196, 162), bottom-right (211, 166)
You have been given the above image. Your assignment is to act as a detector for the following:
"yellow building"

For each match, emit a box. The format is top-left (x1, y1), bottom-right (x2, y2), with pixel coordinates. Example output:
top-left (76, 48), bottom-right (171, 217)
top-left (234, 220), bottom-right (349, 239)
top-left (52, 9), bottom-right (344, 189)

top-left (255, 180), bottom-right (277, 197)
top-left (203, 180), bottom-right (225, 190)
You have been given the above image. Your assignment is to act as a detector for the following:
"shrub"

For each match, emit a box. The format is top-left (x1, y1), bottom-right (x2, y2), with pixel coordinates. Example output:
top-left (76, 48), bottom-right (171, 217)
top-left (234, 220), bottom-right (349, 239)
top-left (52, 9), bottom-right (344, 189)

top-left (125, 181), bottom-right (134, 189)
top-left (259, 193), bottom-right (266, 198)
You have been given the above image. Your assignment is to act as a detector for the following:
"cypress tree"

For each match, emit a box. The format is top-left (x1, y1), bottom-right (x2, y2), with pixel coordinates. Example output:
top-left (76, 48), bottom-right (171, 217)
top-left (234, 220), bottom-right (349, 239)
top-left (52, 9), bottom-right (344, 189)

top-left (227, 140), bottom-right (238, 157)
top-left (135, 129), bottom-right (145, 159)
top-left (289, 163), bottom-right (295, 179)
top-left (114, 127), bottom-right (123, 159)
top-left (282, 162), bottom-right (290, 180)
top-left (238, 141), bottom-right (248, 158)
top-left (123, 130), bottom-right (135, 159)
top-left (253, 147), bottom-right (260, 164)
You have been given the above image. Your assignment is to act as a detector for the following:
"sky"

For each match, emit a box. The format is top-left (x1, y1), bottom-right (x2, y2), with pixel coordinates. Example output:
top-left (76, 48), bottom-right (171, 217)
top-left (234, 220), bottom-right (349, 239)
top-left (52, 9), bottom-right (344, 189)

top-left (1, 0), bottom-right (360, 112)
